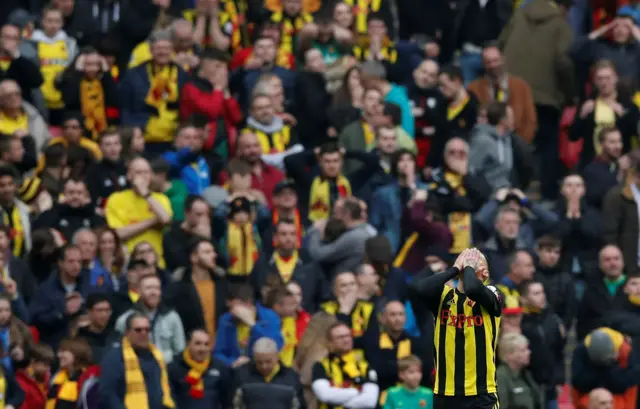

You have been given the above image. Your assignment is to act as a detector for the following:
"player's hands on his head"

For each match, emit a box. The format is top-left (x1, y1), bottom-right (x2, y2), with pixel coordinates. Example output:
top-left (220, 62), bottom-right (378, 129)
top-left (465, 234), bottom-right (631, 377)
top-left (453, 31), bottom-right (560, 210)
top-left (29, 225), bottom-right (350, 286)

top-left (462, 248), bottom-right (481, 270)
top-left (453, 248), bottom-right (470, 270)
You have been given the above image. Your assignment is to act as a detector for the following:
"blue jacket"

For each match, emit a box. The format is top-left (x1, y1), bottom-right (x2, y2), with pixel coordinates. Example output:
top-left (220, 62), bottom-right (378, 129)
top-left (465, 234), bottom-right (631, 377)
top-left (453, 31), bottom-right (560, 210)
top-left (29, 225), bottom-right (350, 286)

top-left (385, 84), bottom-right (414, 137)
top-left (28, 271), bottom-right (91, 348)
top-left (99, 342), bottom-right (165, 409)
top-left (213, 304), bottom-right (283, 367)
top-left (369, 181), bottom-right (428, 254)
top-left (0, 282), bottom-right (28, 324)
top-left (119, 62), bottom-right (188, 131)
top-left (162, 148), bottom-right (211, 195)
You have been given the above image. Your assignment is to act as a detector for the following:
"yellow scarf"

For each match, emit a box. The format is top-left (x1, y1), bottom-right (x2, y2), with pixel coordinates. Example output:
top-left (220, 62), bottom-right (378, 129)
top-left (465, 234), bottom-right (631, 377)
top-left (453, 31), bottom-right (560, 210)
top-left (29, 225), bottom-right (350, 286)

top-left (0, 57), bottom-right (11, 72)
top-left (345, 0), bottom-right (382, 33)
top-left (236, 318), bottom-right (253, 354)
top-left (274, 251), bottom-right (299, 283)
top-left (218, 0), bottom-right (250, 53)
top-left (280, 316), bottom-right (297, 366)
top-left (0, 370), bottom-right (6, 409)
top-left (183, 348), bottom-right (210, 399)
top-left (393, 233), bottom-right (418, 268)
top-left (122, 337), bottom-right (175, 409)
top-left (379, 332), bottom-right (412, 358)
top-left (353, 41), bottom-right (398, 63)
top-left (144, 64), bottom-right (179, 143)
top-left (362, 121), bottom-right (375, 146)
top-left (227, 222), bottom-right (259, 276)
top-left (320, 350), bottom-right (369, 389)
top-left (245, 125), bottom-right (292, 153)
top-left (80, 78), bottom-right (107, 140)
top-left (271, 12), bottom-right (313, 57)
top-left (593, 99), bottom-right (616, 156)
top-left (0, 111), bottom-right (28, 135)
top-left (308, 175), bottom-right (351, 222)
top-left (129, 290), bottom-right (140, 304)
top-left (265, 363), bottom-right (281, 382)
top-left (448, 95), bottom-right (470, 121)
top-left (46, 370), bottom-right (69, 409)
top-left (444, 172), bottom-right (471, 254)
top-left (321, 300), bottom-right (373, 337)
top-left (3, 205), bottom-right (24, 258)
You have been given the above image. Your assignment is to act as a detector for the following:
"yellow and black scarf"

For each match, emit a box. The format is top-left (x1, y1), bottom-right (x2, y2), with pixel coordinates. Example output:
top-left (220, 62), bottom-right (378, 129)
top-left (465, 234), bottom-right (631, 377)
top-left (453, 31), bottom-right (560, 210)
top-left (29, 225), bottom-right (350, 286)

top-left (443, 172), bottom-right (471, 254)
top-left (353, 37), bottom-right (398, 63)
top-left (2, 205), bottom-right (24, 258)
top-left (244, 125), bottom-right (292, 153)
top-left (183, 348), bottom-right (210, 399)
top-left (272, 209), bottom-right (303, 248)
top-left (218, 0), bottom-right (251, 53)
top-left (227, 222), bottom-right (259, 276)
top-left (280, 316), bottom-right (298, 366)
top-left (271, 12), bottom-right (313, 60)
top-left (344, 0), bottom-right (383, 33)
top-left (80, 78), bottom-right (107, 140)
top-left (144, 64), bottom-right (180, 143)
top-left (320, 350), bottom-right (369, 390)
top-left (273, 251), bottom-right (299, 283)
top-left (321, 300), bottom-right (374, 337)
top-left (122, 338), bottom-right (174, 409)
top-left (46, 369), bottom-right (72, 409)
top-left (309, 175), bottom-right (351, 222)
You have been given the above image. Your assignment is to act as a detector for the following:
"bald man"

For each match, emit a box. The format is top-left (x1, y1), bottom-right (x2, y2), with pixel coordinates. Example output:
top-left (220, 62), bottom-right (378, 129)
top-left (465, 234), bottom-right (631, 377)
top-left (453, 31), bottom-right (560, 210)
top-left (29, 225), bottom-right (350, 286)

top-left (0, 79), bottom-right (51, 151)
top-left (588, 388), bottom-right (613, 409)
top-left (105, 157), bottom-right (172, 267)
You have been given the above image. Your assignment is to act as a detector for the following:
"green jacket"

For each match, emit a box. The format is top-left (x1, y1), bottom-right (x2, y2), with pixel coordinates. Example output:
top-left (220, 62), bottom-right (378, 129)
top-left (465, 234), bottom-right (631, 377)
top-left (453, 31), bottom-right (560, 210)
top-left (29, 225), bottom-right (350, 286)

top-left (496, 365), bottom-right (544, 409)
top-left (165, 179), bottom-right (188, 221)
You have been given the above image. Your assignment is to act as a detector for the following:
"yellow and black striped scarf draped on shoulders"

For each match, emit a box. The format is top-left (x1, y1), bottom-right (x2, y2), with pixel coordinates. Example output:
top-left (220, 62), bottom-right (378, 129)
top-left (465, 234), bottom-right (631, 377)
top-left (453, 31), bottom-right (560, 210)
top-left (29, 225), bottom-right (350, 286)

top-left (433, 286), bottom-right (500, 397)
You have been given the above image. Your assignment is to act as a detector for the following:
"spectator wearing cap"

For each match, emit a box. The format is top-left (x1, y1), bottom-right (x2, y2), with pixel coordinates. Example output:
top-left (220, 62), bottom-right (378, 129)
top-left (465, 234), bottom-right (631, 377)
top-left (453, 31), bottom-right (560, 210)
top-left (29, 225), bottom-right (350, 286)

top-left (105, 157), bottom-right (173, 268)
top-left (0, 22), bottom-right (43, 107)
top-left (29, 245), bottom-right (90, 349)
top-left (85, 129), bottom-right (128, 210)
top-left (475, 187), bottom-right (558, 251)
top-left (120, 29), bottom-right (189, 154)
top-left (497, 333), bottom-right (543, 409)
top-left (179, 49), bottom-right (242, 160)
top-left (570, 60), bottom-right (639, 168)
top-left (252, 219), bottom-right (328, 313)
top-left (75, 292), bottom-right (116, 363)
top-left (571, 327), bottom-right (639, 409)
top-left (603, 154), bottom-right (640, 270)
top-left (468, 45), bottom-right (537, 143)
top-left (166, 238), bottom-right (228, 341)
top-left (260, 179), bottom-right (305, 256)
top-left (58, 47), bottom-right (119, 140)
top-left (520, 280), bottom-right (567, 408)
top-left (426, 137), bottom-right (492, 255)
top-left (391, 190), bottom-right (453, 275)
top-left (534, 235), bottom-right (577, 329)
top-left (0, 164), bottom-right (32, 258)
top-left (582, 127), bottom-right (625, 210)
top-left (0, 79), bottom-right (51, 152)
top-left (149, 158), bottom-right (188, 222)
top-left (168, 329), bottom-right (231, 409)
top-left (469, 102), bottom-right (535, 192)
top-left (577, 245), bottom-right (627, 340)
top-left (370, 149), bottom-right (427, 254)
top-left (215, 193), bottom-right (267, 280)
top-left (217, 132), bottom-right (285, 208)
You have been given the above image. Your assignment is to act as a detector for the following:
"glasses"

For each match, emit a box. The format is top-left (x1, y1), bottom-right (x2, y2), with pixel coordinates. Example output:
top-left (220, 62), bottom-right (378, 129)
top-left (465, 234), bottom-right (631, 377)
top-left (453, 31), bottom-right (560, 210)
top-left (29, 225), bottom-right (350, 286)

top-left (446, 149), bottom-right (467, 156)
top-left (132, 327), bottom-right (151, 333)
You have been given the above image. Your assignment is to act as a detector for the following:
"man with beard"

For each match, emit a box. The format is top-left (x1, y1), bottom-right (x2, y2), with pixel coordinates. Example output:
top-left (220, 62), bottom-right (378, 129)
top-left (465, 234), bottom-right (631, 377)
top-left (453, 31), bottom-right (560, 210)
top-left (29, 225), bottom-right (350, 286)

top-left (218, 131), bottom-right (284, 208)
top-left (468, 45), bottom-right (537, 143)
top-left (582, 126), bottom-right (627, 209)
top-left (166, 238), bottom-right (228, 341)
top-left (85, 130), bottom-right (128, 211)
top-left (115, 274), bottom-right (186, 364)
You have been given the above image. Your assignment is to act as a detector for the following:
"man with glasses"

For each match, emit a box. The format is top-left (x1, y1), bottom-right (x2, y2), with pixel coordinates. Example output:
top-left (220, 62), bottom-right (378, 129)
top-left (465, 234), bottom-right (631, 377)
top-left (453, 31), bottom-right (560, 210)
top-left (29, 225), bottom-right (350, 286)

top-left (100, 312), bottom-right (176, 409)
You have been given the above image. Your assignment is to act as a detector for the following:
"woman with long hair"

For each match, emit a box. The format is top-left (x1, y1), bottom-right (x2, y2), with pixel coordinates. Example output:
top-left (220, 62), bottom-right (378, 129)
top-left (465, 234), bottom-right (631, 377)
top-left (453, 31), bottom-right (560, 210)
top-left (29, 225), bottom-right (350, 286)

top-left (0, 294), bottom-right (35, 373)
top-left (28, 229), bottom-right (64, 284)
top-left (328, 66), bottom-right (365, 135)
top-left (117, 126), bottom-right (145, 165)
top-left (47, 338), bottom-right (100, 409)
top-left (294, 312), bottom-right (338, 409)
top-left (88, 227), bottom-right (126, 292)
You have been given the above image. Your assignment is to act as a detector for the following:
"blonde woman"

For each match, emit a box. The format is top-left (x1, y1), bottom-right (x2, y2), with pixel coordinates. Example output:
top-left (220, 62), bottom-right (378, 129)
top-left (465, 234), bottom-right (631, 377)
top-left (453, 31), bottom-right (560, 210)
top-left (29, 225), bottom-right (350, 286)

top-left (497, 333), bottom-right (542, 409)
top-left (294, 312), bottom-right (338, 409)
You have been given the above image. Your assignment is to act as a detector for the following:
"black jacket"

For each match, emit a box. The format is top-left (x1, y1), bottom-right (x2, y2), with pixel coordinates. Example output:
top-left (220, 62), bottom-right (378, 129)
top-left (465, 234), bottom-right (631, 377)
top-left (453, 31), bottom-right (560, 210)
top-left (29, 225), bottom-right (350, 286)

top-left (0, 56), bottom-right (43, 105)
top-left (293, 70), bottom-right (330, 149)
top-left (521, 309), bottom-right (565, 398)
top-left (576, 268), bottom-right (627, 340)
top-left (8, 256), bottom-right (37, 306)
top-left (33, 204), bottom-right (105, 241)
top-left (162, 223), bottom-right (200, 272)
top-left (59, 69), bottom-right (119, 125)
top-left (582, 156), bottom-right (619, 210)
top-left (164, 267), bottom-right (228, 338)
top-left (250, 251), bottom-right (329, 313)
top-left (535, 262), bottom-right (576, 329)
top-left (232, 362), bottom-right (306, 409)
top-left (75, 325), bottom-right (117, 363)
top-left (85, 159), bottom-right (128, 208)
top-left (168, 354), bottom-right (231, 409)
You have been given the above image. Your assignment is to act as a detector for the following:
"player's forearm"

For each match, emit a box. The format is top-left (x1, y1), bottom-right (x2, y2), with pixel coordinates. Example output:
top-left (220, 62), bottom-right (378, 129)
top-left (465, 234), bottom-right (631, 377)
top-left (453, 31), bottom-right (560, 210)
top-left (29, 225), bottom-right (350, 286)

top-left (409, 267), bottom-right (459, 299)
top-left (463, 267), bottom-right (501, 315)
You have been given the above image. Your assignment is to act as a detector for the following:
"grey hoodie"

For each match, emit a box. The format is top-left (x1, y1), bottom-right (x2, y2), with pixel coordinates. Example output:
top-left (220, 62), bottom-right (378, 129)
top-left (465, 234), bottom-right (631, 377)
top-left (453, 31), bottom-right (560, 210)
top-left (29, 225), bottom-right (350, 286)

top-left (468, 123), bottom-right (513, 192)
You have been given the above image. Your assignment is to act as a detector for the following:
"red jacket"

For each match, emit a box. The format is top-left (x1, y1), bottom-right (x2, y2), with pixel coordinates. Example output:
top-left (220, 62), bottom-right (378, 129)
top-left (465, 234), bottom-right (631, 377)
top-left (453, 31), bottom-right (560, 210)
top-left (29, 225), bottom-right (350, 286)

top-left (296, 310), bottom-right (311, 341)
top-left (180, 77), bottom-right (243, 154)
top-left (16, 370), bottom-right (48, 409)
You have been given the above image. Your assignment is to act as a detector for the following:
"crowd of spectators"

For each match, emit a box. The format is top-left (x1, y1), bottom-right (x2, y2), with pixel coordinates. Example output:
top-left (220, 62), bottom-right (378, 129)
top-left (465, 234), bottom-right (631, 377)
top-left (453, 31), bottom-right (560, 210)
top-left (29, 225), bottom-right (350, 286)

top-left (0, 0), bottom-right (640, 408)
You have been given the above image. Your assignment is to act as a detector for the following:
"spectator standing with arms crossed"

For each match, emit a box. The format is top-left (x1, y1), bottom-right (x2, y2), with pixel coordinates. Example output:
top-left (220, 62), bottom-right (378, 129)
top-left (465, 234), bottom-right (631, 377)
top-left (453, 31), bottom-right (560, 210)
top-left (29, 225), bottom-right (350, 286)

top-left (409, 248), bottom-right (502, 409)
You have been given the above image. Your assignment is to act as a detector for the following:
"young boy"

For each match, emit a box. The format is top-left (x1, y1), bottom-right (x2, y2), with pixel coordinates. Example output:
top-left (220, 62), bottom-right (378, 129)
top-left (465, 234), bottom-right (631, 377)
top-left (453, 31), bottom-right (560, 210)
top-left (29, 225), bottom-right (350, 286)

top-left (383, 355), bottom-right (433, 409)
top-left (30, 6), bottom-right (78, 125)
top-left (535, 235), bottom-right (576, 329)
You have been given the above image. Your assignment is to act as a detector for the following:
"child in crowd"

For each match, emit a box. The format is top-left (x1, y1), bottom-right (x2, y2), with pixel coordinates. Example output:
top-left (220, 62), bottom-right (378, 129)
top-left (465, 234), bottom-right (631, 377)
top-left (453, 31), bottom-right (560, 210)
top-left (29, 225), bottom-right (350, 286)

top-left (219, 195), bottom-right (262, 280)
top-left (382, 355), bottom-right (433, 409)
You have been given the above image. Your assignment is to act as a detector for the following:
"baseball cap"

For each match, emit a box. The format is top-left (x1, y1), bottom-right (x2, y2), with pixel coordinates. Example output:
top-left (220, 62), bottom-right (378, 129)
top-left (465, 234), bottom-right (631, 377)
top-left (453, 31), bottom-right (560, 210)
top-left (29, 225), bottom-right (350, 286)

top-left (274, 179), bottom-right (296, 195)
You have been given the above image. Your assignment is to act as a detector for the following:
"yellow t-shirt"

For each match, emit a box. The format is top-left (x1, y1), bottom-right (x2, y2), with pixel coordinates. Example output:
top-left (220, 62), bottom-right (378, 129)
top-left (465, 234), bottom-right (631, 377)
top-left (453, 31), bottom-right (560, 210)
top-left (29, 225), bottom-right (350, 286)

top-left (105, 189), bottom-right (172, 268)
top-left (237, 323), bottom-right (251, 354)
top-left (0, 112), bottom-right (28, 135)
